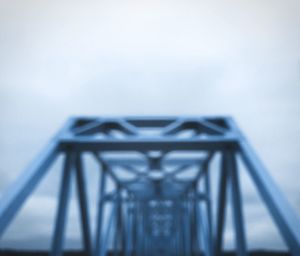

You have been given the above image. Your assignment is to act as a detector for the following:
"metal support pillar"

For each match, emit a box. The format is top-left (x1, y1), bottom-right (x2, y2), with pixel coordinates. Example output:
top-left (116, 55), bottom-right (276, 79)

top-left (215, 151), bottom-right (229, 256)
top-left (94, 164), bottom-right (108, 256)
top-left (227, 150), bottom-right (247, 256)
top-left (125, 200), bottom-right (133, 256)
top-left (75, 152), bottom-right (92, 255)
top-left (113, 189), bottom-right (123, 256)
top-left (100, 202), bottom-right (117, 256)
top-left (204, 160), bottom-right (214, 256)
top-left (51, 152), bottom-right (74, 256)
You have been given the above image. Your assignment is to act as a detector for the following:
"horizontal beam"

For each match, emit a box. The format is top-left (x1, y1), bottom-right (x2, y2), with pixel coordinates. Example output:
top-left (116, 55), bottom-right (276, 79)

top-left (69, 116), bottom-right (231, 132)
top-left (125, 117), bottom-right (178, 127)
top-left (97, 156), bottom-right (207, 166)
top-left (60, 137), bottom-right (237, 152)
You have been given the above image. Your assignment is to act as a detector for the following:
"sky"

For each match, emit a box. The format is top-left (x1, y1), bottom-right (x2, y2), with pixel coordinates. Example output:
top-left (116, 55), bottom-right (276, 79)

top-left (0, 0), bottom-right (300, 251)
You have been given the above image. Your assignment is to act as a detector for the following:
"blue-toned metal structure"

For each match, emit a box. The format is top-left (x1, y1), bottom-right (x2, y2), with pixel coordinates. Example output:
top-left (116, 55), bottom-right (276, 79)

top-left (0, 116), bottom-right (299, 256)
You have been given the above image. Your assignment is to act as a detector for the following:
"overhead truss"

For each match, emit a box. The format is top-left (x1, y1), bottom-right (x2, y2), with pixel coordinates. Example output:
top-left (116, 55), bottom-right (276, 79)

top-left (0, 116), bottom-right (299, 256)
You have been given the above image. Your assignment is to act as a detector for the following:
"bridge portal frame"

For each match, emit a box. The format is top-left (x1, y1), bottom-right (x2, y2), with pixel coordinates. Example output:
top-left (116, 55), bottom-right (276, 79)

top-left (0, 116), bottom-right (299, 256)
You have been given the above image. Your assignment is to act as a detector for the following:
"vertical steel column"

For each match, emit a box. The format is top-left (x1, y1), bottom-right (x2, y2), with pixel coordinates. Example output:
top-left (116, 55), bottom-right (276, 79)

top-left (136, 201), bottom-right (144, 256)
top-left (140, 202), bottom-right (146, 256)
top-left (143, 204), bottom-right (149, 256)
top-left (51, 151), bottom-right (74, 256)
top-left (75, 152), bottom-right (92, 255)
top-left (120, 198), bottom-right (126, 256)
top-left (176, 201), bottom-right (184, 256)
top-left (189, 192), bottom-right (198, 256)
top-left (113, 189), bottom-right (123, 256)
top-left (190, 192), bottom-right (201, 255)
top-left (100, 202), bottom-right (117, 256)
top-left (125, 200), bottom-right (133, 256)
top-left (227, 151), bottom-right (247, 256)
top-left (133, 202), bottom-right (139, 256)
top-left (183, 200), bottom-right (191, 256)
top-left (94, 162), bottom-right (108, 256)
top-left (198, 201), bottom-right (212, 256)
top-left (204, 160), bottom-right (214, 256)
top-left (215, 151), bottom-right (229, 256)
top-left (196, 197), bottom-right (212, 256)
top-left (193, 193), bottom-right (203, 255)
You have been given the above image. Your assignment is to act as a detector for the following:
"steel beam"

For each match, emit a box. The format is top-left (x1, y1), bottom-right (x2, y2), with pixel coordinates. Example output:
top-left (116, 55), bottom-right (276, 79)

top-left (125, 202), bottom-right (133, 256)
top-left (215, 151), bottom-right (229, 256)
top-left (113, 190), bottom-right (123, 256)
top-left (224, 117), bottom-right (300, 255)
top-left (100, 202), bottom-right (117, 256)
top-left (0, 118), bottom-right (76, 237)
top-left (51, 152), bottom-right (74, 256)
top-left (0, 140), bottom-right (59, 237)
top-left (204, 166), bottom-right (214, 256)
top-left (182, 202), bottom-right (189, 256)
top-left (94, 166), bottom-right (108, 256)
top-left (60, 137), bottom-right (237, 152)
top-left (239, 140), bottom-right (300, 255)
top-left (75, 153), bottom-right (92, 255)
top-left (197, 202), bottom-right (211, 256)
top-left (227, 151), bottom-right (247, 256)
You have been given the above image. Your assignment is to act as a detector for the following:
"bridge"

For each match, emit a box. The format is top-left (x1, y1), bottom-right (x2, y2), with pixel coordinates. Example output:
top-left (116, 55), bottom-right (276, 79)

top-left (0, 116), bottom-right (299, 256)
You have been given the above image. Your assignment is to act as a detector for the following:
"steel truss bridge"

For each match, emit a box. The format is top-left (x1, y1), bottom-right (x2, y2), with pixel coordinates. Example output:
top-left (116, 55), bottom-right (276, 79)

top-left (0, 116), bottom-right (299, 256)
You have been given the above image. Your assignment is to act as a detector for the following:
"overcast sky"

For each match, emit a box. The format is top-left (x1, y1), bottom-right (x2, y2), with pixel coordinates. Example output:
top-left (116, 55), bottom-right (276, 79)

top-left (0, 0), bottom-right (300, 251)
